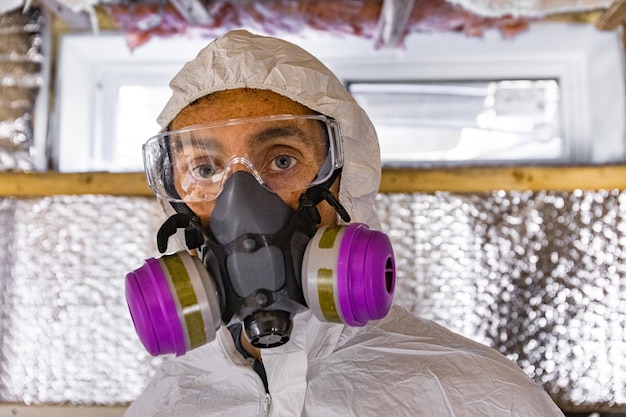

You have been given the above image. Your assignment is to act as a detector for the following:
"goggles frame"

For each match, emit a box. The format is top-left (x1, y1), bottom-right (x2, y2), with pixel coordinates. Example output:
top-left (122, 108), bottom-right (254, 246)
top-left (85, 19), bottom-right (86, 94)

top-left (143, 114), bottom-right (343, 203)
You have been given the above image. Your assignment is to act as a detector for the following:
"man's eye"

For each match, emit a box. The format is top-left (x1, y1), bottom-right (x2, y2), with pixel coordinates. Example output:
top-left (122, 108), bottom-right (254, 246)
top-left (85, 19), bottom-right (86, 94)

top-left (192, 164), bottom-right (217, 179)
top-left (272, 155), bottom-right (296, 170)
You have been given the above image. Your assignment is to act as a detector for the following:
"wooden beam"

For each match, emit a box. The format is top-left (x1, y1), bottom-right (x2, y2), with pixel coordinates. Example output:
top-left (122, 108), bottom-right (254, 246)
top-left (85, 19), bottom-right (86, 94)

top-left (38, 0), bottom-right (93, 30)
top-left (0, 172), bottom-right (151, 197)
top-left (0, 404), bottom-right (126, 417)
top-left (380, 165), bottom-right (626, 193)
top-left (374, 0), bottom-right (416, 48)
top-left (168, 0), bottom-right (214, 25)
top-left (2, 166), bottom-right (626, 197)
top-left (595, 0), bottom-right (626, 30)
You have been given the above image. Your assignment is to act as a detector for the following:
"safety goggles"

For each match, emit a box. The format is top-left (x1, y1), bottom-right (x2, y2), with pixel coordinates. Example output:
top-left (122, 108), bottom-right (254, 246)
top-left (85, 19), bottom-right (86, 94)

top-left (143, 114), bottom-right (343, 203)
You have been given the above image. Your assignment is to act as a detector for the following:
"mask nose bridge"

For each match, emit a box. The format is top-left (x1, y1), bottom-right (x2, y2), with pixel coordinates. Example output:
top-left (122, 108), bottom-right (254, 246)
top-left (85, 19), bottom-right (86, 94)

top-left (223, 156), bottom-right (265, 186)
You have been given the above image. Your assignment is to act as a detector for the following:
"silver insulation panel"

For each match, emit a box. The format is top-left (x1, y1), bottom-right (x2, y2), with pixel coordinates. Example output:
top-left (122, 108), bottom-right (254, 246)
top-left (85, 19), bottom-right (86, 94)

top-left (0, 191), bottom-right (625, 412)
top-left (0, 196), bottom-right (164, 405)
top-left (376, 191), bottom-right (626, 412)
top-left (0, 9), bottom-right (42, 171)
top-left (0, 5), bottom-right (624, 413)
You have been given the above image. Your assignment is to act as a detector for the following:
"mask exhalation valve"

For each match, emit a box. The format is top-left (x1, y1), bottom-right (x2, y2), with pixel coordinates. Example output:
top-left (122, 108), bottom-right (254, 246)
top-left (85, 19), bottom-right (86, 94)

top-left (243, 310), bottom-right (293, 348)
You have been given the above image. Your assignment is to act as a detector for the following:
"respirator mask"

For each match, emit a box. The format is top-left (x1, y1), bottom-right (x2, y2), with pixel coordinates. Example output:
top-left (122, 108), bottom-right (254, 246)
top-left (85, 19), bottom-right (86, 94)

top-left (125, 114), bottom-right (396, 356)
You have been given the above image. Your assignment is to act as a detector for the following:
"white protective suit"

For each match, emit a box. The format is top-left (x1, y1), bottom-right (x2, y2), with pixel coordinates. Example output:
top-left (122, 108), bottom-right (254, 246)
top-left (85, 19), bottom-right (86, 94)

top-left (125, 30), bottom-right (565, 417)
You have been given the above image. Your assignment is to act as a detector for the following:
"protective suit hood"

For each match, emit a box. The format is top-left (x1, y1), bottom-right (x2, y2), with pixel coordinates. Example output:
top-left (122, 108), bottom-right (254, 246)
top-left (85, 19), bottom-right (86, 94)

top-left (157, 29), bottom-right (381, 228)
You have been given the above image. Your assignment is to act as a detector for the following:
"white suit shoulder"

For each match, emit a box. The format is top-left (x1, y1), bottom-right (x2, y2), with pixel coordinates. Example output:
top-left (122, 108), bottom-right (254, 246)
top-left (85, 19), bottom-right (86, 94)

top-left (123, 326), bottom-right (266, 417)
top-left (302, 305), bottom-right (565, 417)
top-left (124, 308), bottom-right (564, 417)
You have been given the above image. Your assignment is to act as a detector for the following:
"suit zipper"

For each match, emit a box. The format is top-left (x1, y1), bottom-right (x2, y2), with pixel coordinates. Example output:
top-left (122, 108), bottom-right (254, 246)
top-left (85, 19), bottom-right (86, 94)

top-left (262, 392), bottom-right (272, 417)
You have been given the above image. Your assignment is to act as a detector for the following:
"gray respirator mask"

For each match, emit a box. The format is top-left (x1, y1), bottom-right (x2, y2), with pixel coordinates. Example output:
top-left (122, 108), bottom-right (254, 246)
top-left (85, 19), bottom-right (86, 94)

top-left (125, 116), bottom-right (396, 357)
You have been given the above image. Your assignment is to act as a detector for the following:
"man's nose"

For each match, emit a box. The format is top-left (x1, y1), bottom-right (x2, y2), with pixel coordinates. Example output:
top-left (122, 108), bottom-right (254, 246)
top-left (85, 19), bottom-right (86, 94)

top-left (223, 157), bottom-right (264, 184)
top-left (228, 157), bottom-right (255, 172)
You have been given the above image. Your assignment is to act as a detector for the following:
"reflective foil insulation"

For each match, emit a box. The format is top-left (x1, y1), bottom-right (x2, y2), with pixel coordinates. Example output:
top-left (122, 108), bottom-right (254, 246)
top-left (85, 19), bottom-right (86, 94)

top-left (0, 8), bottom-right (42, 171)
top-left (0, 191), bottom-right (625, 413)
top-left (376, 190), bottom-right (626, 413)
top-left (0, 5), bottom-right (624, 414)
top-left (0, 196), bottom-right (165, 405)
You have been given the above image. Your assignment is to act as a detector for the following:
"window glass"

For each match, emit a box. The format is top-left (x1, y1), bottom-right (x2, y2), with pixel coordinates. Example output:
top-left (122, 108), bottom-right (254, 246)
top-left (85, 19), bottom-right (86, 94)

top-left (113, 85), bottom-right (170, 171)
top-left (349, 80), bottom-right (562, 166)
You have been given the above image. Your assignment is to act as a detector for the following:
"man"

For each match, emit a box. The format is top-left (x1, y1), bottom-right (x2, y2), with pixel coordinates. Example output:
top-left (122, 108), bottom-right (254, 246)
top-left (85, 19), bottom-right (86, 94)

top-left (124, 29), bottom-right (564, 416)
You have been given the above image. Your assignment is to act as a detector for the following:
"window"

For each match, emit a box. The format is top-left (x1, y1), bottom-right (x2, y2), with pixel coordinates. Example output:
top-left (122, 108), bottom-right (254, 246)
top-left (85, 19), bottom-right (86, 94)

top-left (51, 33), bottom-right (205, 172)
top-left (349, 79), bottom-right (562, 165)
top-left (49, 22), bottom-right (625, 172)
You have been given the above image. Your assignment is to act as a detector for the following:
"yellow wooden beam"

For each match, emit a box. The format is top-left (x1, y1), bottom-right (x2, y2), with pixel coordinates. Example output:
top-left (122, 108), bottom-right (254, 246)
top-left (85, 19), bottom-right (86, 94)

top-left (0, 172), bottom-right (151, 197)
top-left (380, 165), bottom-right (626, 193)
top-left (595, 0), bottom-right (626, 30)
top-left (0, 404), bottom-right (127, 417)
top-left (2, 166), bottom-right (626, 197)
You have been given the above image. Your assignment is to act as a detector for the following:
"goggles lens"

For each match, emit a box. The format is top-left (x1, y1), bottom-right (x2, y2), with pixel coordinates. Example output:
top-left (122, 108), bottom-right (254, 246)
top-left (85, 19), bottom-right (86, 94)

top-left (143, 114), bottom-right (342, 203)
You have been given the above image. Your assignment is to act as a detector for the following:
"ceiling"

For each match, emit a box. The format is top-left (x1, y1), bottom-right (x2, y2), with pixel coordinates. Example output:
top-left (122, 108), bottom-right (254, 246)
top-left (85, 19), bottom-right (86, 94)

top-left (2, 0), bottom-right (624, 49)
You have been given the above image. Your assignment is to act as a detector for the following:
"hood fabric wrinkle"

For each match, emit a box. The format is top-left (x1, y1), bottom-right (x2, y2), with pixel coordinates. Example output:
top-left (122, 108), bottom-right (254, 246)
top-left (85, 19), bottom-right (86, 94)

top-left (426, 368), bottom-right (459, 417)
top-left (157, 29), bottom-right (381, 228)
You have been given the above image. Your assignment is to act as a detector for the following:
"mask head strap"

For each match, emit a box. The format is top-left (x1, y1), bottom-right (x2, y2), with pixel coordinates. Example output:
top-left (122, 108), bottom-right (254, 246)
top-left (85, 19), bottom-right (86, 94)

top-left (156, 166), bottom-right (350, 254)
top-left (156, 211), bottom-right (204, 253)
top-left (298, 168), bottom-right (350, 225)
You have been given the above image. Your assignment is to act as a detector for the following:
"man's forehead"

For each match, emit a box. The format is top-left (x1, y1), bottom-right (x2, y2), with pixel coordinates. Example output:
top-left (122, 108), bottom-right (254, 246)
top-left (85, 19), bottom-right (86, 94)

top-left (170, 89), bottom-right (316, 131)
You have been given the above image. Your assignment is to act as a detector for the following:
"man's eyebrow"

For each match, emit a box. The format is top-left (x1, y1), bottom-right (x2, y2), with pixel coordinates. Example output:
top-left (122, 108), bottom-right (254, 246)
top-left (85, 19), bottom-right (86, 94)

top-left (250, 126), bottom-right (314, 147)
top-left (168, 124), bottom-right (318, 153)
top-left (170, 135), bottom-right (223, 153)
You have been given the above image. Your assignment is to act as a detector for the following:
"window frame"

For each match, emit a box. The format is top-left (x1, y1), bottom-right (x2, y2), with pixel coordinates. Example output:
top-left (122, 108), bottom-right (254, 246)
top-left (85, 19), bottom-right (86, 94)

top-left (48, 22), bottom-right (625, 172)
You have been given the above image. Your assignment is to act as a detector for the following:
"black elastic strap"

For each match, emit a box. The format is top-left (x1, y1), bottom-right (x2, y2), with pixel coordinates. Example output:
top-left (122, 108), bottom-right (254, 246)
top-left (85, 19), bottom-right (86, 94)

top-left (298, 168), bottom-right (351, 224)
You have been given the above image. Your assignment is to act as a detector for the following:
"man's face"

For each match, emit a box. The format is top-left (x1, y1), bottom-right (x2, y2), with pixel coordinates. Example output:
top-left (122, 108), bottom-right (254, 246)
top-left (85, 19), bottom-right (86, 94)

top-left (169, 88), bottom-right (340, 227)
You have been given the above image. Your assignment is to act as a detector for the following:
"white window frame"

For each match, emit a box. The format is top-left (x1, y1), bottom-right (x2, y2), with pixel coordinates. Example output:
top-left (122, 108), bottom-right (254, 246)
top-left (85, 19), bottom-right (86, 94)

top-left (51, 33), bottom-right (207, 172)
top-left (49, 22), bottom-right (625, 172)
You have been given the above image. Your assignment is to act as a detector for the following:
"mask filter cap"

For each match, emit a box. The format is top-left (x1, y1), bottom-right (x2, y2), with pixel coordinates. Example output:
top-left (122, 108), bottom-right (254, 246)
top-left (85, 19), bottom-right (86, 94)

top-left (126, 258), bottom-right (184, 355)
top-left (303, 223), bottom-right (396, 326)
top-left (126, 252), bottom-right (221, 356)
